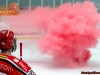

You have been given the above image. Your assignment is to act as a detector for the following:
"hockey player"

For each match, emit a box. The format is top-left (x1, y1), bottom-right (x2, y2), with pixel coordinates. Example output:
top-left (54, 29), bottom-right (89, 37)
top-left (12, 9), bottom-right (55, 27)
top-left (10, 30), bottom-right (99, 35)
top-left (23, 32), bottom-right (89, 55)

top-left (0, 30), bottom-right (36, 75)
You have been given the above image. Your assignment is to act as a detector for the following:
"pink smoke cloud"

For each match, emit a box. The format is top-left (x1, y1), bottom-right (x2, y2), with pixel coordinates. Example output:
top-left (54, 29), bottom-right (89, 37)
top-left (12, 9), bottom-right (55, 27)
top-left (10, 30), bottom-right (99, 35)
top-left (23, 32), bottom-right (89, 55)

top-left (1, 1), bottom-right (100, 68)
top-left (38, 1), bottom-right (100, 68)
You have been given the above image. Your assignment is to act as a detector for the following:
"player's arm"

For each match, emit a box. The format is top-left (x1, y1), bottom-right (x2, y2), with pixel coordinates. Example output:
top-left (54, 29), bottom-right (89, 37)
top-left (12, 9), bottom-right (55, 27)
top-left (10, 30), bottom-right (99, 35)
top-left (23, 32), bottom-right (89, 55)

top-left (15, 59), bottom-right (36, 75)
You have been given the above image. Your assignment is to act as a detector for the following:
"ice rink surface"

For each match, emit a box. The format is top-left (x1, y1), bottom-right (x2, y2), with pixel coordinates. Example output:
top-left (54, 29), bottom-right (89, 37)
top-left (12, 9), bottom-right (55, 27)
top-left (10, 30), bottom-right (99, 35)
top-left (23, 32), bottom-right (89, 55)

top-left (12, 38), bottom-right (100, 75)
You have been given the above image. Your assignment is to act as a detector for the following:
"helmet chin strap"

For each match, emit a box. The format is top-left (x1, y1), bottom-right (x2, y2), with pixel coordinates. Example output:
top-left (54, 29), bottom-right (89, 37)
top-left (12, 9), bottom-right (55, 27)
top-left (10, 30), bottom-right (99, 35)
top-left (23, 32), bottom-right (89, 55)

top-left (12, 36), bottom-right (17, 52)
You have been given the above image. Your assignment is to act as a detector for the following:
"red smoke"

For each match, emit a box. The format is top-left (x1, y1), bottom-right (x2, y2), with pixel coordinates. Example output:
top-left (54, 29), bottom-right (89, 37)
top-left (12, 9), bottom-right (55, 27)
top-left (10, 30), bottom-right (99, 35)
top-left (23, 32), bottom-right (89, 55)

top-left (1, 1), bottom-right (100, 68)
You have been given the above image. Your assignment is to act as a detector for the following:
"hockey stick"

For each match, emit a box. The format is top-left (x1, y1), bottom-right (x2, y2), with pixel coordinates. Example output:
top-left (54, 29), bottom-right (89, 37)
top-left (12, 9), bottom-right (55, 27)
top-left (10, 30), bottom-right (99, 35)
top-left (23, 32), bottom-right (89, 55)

top-left (20, 43), bottom-right (22, 60)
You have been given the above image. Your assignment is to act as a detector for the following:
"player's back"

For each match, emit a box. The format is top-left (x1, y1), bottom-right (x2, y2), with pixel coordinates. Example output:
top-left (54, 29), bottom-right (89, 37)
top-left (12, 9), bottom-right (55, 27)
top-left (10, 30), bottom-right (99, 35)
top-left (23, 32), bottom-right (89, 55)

top-left (0, 53), bottom-right (31, 75)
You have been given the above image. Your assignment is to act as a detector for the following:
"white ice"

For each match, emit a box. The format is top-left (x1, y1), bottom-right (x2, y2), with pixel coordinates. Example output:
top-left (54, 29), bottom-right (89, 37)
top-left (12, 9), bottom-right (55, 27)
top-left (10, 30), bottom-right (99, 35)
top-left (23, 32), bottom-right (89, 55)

top-left (12, 38), bottom-right (100, 75)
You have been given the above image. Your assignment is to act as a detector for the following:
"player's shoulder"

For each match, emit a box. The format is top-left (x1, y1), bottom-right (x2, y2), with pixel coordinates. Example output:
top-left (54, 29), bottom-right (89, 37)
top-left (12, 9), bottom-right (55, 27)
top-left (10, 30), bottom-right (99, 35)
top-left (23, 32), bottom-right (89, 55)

top-left (0, 53), bottom-right (31, 73)
top-left (9, 55), bottom-right (31, 72)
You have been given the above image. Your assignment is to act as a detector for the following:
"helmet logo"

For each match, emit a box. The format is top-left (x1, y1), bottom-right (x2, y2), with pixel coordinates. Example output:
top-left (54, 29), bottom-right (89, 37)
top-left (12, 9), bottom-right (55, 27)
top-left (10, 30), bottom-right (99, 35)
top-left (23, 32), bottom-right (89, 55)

top-left (1, 42), bottom-right (5, 45)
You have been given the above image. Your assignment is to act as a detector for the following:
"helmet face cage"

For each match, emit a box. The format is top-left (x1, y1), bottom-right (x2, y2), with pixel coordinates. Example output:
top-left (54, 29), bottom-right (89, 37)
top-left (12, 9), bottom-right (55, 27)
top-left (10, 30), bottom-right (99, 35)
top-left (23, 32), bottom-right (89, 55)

top-left (12, 36), bottom-right (17, 52)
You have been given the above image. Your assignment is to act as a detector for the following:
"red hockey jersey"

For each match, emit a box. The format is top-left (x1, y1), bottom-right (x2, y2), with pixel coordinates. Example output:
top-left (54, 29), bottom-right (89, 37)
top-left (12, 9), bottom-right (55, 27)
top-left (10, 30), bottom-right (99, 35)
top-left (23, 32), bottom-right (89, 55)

top-left (0, 53), bottom-right (36, 75)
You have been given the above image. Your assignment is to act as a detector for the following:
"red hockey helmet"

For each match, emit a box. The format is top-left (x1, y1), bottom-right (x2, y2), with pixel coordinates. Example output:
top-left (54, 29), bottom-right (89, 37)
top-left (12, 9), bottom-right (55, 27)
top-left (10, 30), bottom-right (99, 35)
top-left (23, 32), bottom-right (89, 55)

top-left (0, 30), bottom-right (17, 52)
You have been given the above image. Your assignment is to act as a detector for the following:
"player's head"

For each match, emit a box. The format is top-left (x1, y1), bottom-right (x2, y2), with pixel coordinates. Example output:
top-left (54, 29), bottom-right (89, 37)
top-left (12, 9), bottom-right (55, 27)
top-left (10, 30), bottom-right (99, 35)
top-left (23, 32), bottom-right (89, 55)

top-left (0, 30), bottom-right (17, 55)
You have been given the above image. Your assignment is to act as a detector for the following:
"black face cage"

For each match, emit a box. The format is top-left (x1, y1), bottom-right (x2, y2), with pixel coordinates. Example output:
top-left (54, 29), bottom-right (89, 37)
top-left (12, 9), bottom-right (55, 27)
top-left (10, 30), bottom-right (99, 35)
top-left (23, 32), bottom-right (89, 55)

top-left (12, 37), bottom-right (17, 52)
